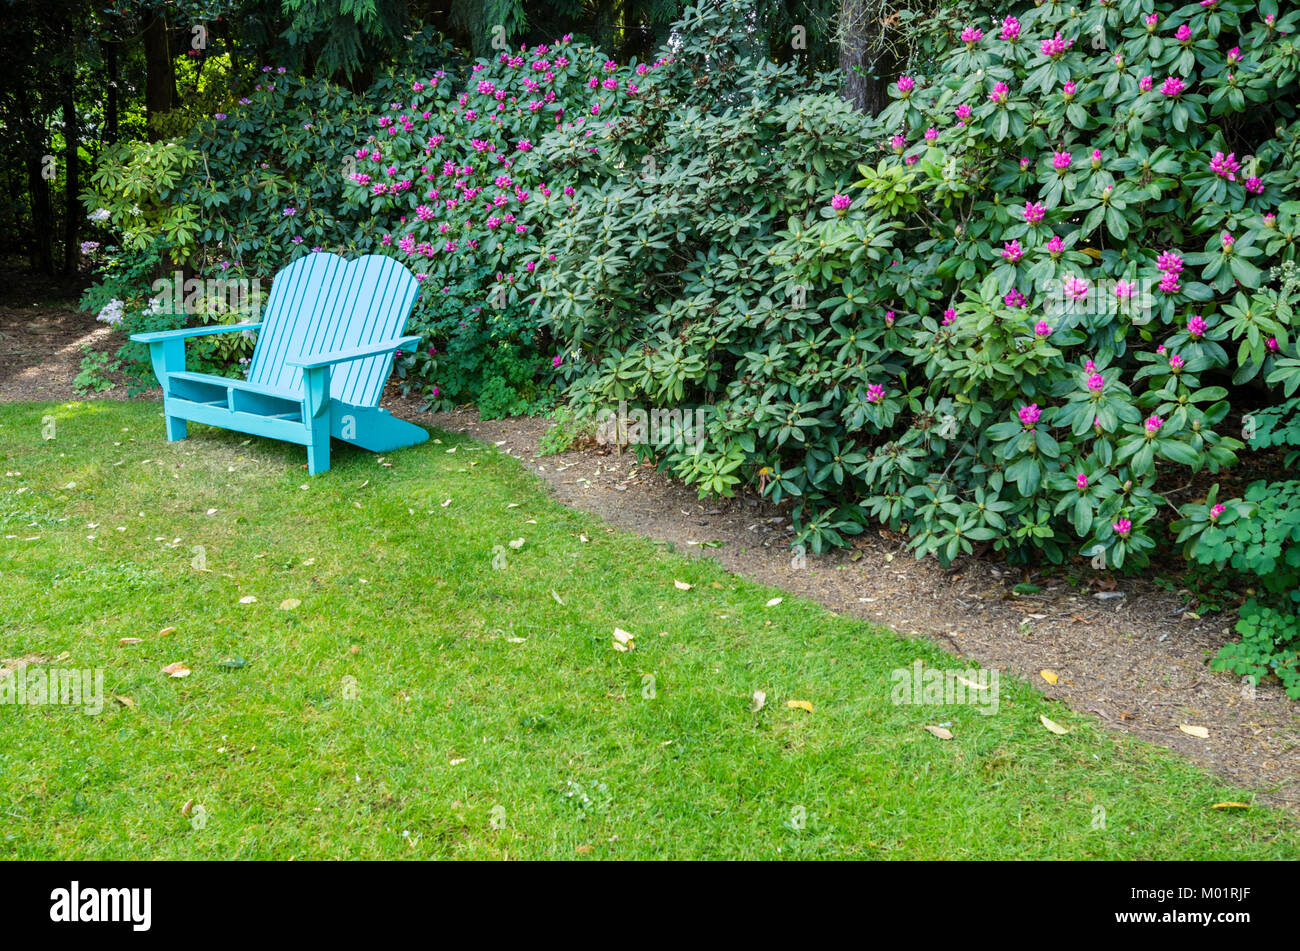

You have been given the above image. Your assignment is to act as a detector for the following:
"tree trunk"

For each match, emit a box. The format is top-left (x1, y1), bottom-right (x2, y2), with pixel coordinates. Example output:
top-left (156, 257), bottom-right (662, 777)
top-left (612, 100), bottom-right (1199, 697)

top-left (142, 13), bottom-right (176, 138)
top-left (837, 0), bottom-right (901, 116)
top-left (105, 38), bottom-right (119, 145)
top-left (62, 68), bottom-right (79, 275)
top-left (26, 156), bottom-right (54, 275)
top-left (16, 83), bottom-right (53, 274)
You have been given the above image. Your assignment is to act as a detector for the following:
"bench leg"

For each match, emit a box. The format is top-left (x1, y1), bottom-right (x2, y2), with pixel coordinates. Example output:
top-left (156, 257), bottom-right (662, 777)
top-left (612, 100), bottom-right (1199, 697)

top-left (164, 415), bottom-right (188, 441)
top-left (303, 368), bottom-right (332, 475)
top-left (307, 439), bottom-right (330, 475)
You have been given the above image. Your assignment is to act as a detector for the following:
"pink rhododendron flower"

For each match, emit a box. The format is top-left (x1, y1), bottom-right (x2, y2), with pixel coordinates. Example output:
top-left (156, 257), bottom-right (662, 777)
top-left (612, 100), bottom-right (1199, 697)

top-left (925, 127), bottom-right (938, 141)
top-left (1053, 151), bottom-right (1072, 172)
top-left (866, 383), bottom-right (886, 403)
top-left (1076, 473), bottom-right (1089, 490)
top-left (1139, 75), bottom-right (1154, 92)
top-left (1169, 353), bottom-right (1185, 370)
top-left (1034, 320), bottom-right (1051, 337)
top-left (1209, 151), bottom-right (1240, 180)
top-left (1002, 240), bottom-right (1024, 263)
top-left (1064, 276), bottom-right (1089, 300)
top-left (897, 75), bottom-right (915, 94)
top-left (1018, 403), bottom-right (1041, 428)
top-left (989, 81), bottom-right (1010, 104)
top-left (961, 26), bottom-right (983, 45)
top-left (1156, 250), bottom-right (1184, 274)
top-left (942, 307), bottom-right (956, 326)
top-left (1040, 33), bottom-right (1074, 58)
top-left (1087, 372), bottom-right (1105, 393)
top-left (1266, 336), bottom-right (1279, 352)
top-left (1023, 201), bottom-right (1045, 224)
top-left (1161, 76), bottom-right (1186, 97)
top-left (1046, 235), bottom-right (1065, 254)
top-left (1210, 503), bottom-right (1226, 520)
top-left (955, 103), bottom-right (972, 120)
top-left (831, 194), bottom-right (852, 211)
top-left (1005, 288), bottom-right (1027, 308)
top-left (1144, 414), bottom-right (1163, 434)
top-left (1245, 176), bottom-right (1264, 194)
top-left (1113, 518), bottom-right (1132, 537)
top-left (1000, 17), bottom-right (1021, 41)
top-left (1176, 25), bottom-right (1193, 43)
top-left (1187, 315), bottom-right (1207, 337)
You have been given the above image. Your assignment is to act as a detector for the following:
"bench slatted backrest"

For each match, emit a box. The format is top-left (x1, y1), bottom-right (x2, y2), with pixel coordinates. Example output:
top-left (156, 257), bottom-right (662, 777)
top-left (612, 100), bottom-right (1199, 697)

top-left (248, 252), bottom-right (420, 406)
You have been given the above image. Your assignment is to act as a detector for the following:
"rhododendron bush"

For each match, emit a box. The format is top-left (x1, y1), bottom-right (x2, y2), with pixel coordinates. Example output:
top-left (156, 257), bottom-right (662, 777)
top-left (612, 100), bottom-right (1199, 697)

top-left (511, 0), bottom-right (1300, 579)
top-left (336, 29), bottom-right (659, 412)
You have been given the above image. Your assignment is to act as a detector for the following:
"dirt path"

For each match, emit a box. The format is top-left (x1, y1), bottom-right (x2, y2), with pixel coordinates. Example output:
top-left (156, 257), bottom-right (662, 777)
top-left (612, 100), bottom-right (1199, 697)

top-left (1, 301), bottom-right (1295, 811)
top-left (0, 268), bottom-right (130, 401)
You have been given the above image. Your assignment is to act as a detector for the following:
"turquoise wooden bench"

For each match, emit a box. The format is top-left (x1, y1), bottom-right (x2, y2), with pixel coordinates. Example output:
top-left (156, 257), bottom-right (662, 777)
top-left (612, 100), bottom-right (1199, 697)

top-left (131, 252), bottom-right (427, 474)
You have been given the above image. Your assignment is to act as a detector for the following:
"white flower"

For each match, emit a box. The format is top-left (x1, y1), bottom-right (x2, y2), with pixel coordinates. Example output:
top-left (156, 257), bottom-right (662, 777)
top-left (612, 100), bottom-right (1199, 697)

top-left (96, 299), bottom-right (125, 327)
top-left (87, 208), bottom-right (111, 223)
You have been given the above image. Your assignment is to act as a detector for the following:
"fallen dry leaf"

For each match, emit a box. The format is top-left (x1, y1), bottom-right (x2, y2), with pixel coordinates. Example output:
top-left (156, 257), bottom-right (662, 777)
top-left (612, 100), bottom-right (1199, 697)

top-left (114, 695), bottom-right (135, 708)
top-left (673, 580), bottom-right (692, 591)
top-left (508, 538), bottom-right (525, 549)
top-left (118, 637), bottom-right (143, 646)
top-left (923, 725), bottom-right (954, 740)
top-left (786, 699), bottom-right (813, 713)
top-left (1179, 724), bottom-right (1210, 739)
top-left (157, 627), bottom-right (176, 637)
top-left (238, 595), bottom-right (257, 604)
top-left (765, 597), bottom-right (783, 607)
top-left (750, 689), bottom-right (766, 712)
top-left (1211, 802), bottom-right (1251, 810)
top-left (1040, 669), bottom-right (1059, 685)
top-left (612, 627), bottom-right (635, 652)
top-left (278, 598), bottom-right (301, 611)
top-left (1040, 714), bottom-right (1069, 735)
top-left (161, 662), bottom-right (191, 679)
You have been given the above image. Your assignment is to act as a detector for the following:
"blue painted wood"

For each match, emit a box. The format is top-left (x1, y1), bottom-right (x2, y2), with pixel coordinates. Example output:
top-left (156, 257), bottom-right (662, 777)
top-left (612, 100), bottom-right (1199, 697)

top-left (129, 252), bottom-right (427, 473)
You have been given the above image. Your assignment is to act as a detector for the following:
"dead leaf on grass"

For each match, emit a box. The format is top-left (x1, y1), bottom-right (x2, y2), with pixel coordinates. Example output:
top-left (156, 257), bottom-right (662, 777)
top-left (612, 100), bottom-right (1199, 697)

top-left (1040, 714), bottom-right (1070, 735)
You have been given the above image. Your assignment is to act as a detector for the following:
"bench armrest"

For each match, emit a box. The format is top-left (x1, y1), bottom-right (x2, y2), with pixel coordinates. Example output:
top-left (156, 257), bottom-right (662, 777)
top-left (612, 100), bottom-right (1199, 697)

top-left (130, 323), bottom-right (262, 344)
top-left (287, 335), bottom-right (420, 369)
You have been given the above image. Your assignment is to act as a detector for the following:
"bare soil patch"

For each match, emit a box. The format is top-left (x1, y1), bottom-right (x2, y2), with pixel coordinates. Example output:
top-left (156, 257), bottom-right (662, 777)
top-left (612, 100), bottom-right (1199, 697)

top-left (0, 266), bottom-right (130, 401)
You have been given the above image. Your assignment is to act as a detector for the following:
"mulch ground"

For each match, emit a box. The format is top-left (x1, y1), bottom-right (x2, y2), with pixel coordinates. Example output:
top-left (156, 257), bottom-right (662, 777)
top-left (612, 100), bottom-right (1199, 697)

top-left (2, 297), bottom-right (1296, 812)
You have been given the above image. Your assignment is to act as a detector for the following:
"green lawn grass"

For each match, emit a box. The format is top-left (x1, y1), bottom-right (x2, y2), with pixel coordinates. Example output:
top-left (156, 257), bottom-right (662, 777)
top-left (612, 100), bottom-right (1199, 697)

top-left (1, 400), bottom-right (1296, 859)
